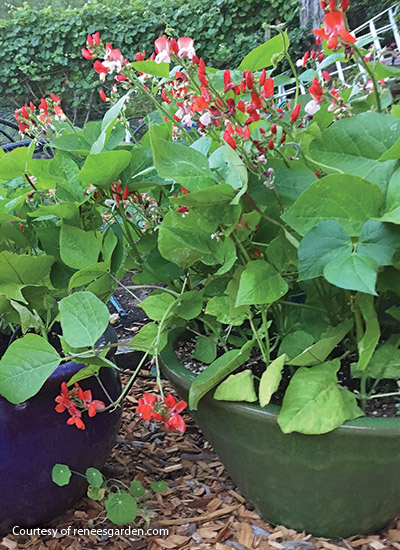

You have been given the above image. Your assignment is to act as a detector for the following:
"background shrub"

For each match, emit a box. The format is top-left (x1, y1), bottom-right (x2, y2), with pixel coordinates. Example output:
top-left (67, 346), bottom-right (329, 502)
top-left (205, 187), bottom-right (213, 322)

top-left (0, 0), bottom-right (391, 123)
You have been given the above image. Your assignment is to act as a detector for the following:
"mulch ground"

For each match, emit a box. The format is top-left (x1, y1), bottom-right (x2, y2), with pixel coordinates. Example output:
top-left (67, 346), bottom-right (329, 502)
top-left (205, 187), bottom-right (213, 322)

top-left (2, 375), bottom-right (400, 550)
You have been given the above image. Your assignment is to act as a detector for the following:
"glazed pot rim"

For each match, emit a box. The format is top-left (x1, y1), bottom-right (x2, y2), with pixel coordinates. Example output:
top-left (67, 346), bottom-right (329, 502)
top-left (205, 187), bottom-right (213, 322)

top-left (160, 331), bottom-right (400, 436)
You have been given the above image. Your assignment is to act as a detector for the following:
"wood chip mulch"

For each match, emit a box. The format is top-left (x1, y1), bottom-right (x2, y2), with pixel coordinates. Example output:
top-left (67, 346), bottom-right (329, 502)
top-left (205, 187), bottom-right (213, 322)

top-left (2, 378), bottom-right (400, 550)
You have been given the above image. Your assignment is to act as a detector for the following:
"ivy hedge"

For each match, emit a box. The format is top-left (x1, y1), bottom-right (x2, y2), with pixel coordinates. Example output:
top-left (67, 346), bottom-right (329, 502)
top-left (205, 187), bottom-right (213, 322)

top-left (0, 0), bottom-right (300, 121)
top-left (0, 0), bottom-right (389, 121)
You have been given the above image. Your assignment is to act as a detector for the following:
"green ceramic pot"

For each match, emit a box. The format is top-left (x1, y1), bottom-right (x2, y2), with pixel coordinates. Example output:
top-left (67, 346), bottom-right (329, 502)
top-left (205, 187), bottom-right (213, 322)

top-left (160, 335), bottom-right (400, 538)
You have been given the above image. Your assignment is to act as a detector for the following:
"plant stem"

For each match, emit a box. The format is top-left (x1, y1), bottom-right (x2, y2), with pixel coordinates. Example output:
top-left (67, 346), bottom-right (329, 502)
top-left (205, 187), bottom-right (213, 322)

top-left (367, 391), bottom-right (400, 400)
top-left (261, 306), bottom-right (270, 364)
top-left (248, 311), bottom-right (267, 365)
top-left (353, 44), bottom-right (382, 113)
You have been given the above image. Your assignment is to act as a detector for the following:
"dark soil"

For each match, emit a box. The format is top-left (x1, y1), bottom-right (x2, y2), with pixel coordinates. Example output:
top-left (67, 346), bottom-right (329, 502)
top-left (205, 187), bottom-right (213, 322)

top-left (175, 337), bottom-right (400, 419)
top-left (108, 271), bottom-right (150, 342)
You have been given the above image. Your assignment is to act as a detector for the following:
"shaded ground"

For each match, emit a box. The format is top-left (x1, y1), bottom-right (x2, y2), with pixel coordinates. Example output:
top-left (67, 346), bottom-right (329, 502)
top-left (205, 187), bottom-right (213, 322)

top-left (2, 376), bottom-right (400, 550)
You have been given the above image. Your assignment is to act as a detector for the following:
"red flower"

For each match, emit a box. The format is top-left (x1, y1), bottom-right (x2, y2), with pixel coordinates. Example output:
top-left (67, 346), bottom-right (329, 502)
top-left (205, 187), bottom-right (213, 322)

top-left (246, 71), bottom-right (254, 90)
top-left (322, 71), bottom-right (330, 82)
top-left (223, 69), bottom-right (233, 91)
top-left (92, 31), bottom-right (100, 45)
top-left (268, 139), bottom-right (274, 150)
top-left (176, 206), bottom-right (189, 214)
top-left (99, 89), bottom-right (107, 101)
top-left (122, 186), bottom-right (129, 200)
top-left (191, 96), bottom-right (209, 112)
top-left (259, 68), bottom-right (266, 87)
top-left (39, 98), bottom-right (48, 111)
top-left (82, 48), bottom-right (93, 60)
top-left (136, 393), bottom-right (157, 421)
top-left (313, 10), bottom-right (356, 49)
top-left (262, 78), bottom-right (274, 99)
top-left (341, 0), bottom-right (349, 10)
top-left (170, 38), bottom-right (179, 55)
top-left (50, 93), bottom-right (61, 103)
top-left (94, 60), bottom-right (109, 75)
top-left (181, 187), bottom-right (189, 194)
top-left (309, 77), bottom-right (323, 102)
top-left (251, 91), bottom-right (263, 109)
top-left (270, 123), bottom-right (277, 135)
top-left (223, 130), bottom-right (237, 149)
top-left (290, 103), bottom-right (301, 123)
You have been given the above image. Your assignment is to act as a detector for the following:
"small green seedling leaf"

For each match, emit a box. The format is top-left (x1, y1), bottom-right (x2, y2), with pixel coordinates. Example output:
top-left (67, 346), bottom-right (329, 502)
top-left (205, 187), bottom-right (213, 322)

top-left (52, 464), bottom-right (72, 487)
top-left (85, 467), bottom-right (104, 488)
top-left (150, 481), bottom-right (169, 493)
top-left (105, 492), bottom-right (138, 525)
top-left (129, 481), bottom-right (146, 498)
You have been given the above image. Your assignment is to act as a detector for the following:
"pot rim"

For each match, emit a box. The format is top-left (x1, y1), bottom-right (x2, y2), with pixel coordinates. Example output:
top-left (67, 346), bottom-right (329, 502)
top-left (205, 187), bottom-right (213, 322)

top-left (160, 331), bottom-right (400, 436)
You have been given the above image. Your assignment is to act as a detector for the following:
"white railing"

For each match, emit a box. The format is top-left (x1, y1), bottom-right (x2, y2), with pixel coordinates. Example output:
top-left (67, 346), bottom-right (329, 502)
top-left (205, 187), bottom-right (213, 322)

top-left (277, 2), bottom-right (400, 99)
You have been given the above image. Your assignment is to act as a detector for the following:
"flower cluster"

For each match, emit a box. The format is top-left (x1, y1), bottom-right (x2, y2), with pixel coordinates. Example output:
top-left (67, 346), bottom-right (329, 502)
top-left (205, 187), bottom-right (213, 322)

top-left (14, 94), bottom-right (65, 135)
top-left (313, 0), bottom-right (356, 49)
top-left (55, 382), bottom-right (105, 430)
top-left (136, 393), bottom-right (187, 433)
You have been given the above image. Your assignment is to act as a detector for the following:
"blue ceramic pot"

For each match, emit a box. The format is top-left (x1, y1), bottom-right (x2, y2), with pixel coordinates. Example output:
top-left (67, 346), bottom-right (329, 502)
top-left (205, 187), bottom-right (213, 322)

top-left (0, 359), bottom-right (122, 534)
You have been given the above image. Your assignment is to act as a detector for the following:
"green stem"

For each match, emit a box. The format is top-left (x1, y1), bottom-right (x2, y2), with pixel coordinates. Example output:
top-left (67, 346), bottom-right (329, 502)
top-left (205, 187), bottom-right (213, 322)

top-left (118, 204), bottom-right (140, 260)
top-left (261, 306), bottom-right (270, 364)
top-left (353, 44), bottom-right (382, 113)
top-left (248, 310), bottom-right (267, 365)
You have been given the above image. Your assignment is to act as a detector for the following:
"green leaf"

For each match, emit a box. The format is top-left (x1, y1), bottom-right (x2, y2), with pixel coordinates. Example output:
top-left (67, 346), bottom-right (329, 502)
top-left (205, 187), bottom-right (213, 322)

top-left (10, 300), bottom-right (42, 334)
top-left (130, 322), bottom-right (167, 353)
top-left (282, 174), bottom-right (384, 237)
top-left (105, 492), bottom-right (137, 525)
top-left (52, 464), bottom-right (72, 487)
top-left (79, 150), bottom-right (132, 188)
top-left (355, 294), bottom-right (380, 371)
top-left (267, 231), bottom-right (297, 272)
top-left (139, 292), bottom-right (176, 321)
top-left (278, 331), bottom-right (314, 360)
top-left (323, 253), bottom-right (379, 295)
top-left (287, 319), bottom-right (353, 366)
top-left (236, 260), bottom-right (288, 306)
top-left (158, 210), bottom-right (228, 270)
top-left (214, 369), bottom-right (257, 402)
top-left (68, 263), bottom-right (109, 291)
top-left (238, 32), bottom-right (289, 71)
top-left (85, 467), bottom-right (104, 488)
top-left (189, 339), bottom-right (254, 410)
top-left (0, 143), bottom-right (34, 182)
top-left (208, 145), bottom-right (247, 192)
top-left (87, 485), bottom-right (106, 501)
top-left (59, 291), bottom-right (110, 348)
top-left (60, 225), bottom-right (101, 270)
top-left (150, 481), bottom-right (169, 493)
top-left (0, 251), bottom-right (54, 301)
top-left (259, 354), bottom-right (286, 407)
top-left (308, 113), bottom-right (400, 191)
top-left (51, 134), bottom-right (91, 155)
top-left (205, 295), bottom-right (247, 326)
top-left (298, 221), bottom-right (352, 281)
top-left (0, 334), bottom-right (61, 404)
top-left (278, 360), bottom-right (364, 434)
top-left (132, 60), bottom-right (170, 78)
top-left (173, 291), bottom-right (204, 320)
top-left (358, 220), bottom-right (400, 266)
top-left (129, 481), bottom-right (146, 498)
top-left (149, 125), bottom-right (217, 191)
top-left (192, 336), bottom-right (217, 364)
top-left (170, 184), bottom-right (235, 207)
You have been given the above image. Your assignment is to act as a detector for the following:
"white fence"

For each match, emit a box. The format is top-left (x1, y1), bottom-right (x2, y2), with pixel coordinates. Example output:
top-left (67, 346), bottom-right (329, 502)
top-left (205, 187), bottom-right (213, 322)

top-left (277, 2), bottom-right (400, 99)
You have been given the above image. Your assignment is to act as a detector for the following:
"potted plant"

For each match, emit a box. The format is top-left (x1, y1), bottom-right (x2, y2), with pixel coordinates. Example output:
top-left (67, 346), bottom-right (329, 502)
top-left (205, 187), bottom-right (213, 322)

top-left (73, 0), bottom-right (400, 537)
top-left (0, 92), bottom-right (189, 532)
top-left (4, 0), bottom-right (400, 535)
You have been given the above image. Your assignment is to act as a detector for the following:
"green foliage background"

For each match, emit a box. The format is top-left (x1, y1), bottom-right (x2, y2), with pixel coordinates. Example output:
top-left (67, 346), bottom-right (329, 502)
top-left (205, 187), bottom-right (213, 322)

top-left (0, 0), bottom-right (392, 122)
